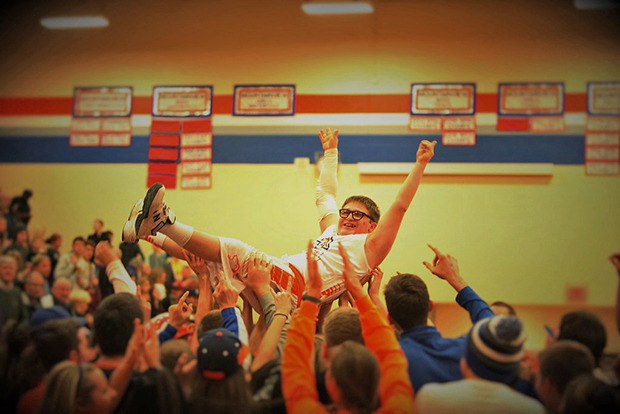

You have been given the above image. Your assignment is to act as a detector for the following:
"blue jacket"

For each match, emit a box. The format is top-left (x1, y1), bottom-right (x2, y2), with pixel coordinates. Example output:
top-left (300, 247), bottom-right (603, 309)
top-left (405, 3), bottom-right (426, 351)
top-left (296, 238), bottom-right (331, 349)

top-left (399, 286), bottom-right (494, 393)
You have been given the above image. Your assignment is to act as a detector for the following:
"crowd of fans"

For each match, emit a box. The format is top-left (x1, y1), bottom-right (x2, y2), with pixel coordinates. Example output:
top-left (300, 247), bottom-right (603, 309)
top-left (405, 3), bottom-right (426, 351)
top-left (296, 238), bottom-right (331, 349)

top-left (1, 148), bottom-right (619, 413)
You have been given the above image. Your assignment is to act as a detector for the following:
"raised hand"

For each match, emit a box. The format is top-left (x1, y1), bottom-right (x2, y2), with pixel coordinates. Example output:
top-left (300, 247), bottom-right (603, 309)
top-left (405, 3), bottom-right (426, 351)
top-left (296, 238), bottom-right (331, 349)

top-left (94, 241), bottom-right (117, 267)
top-left (245, 250), bottom-right (273, 297)
top-left (273, 289), bottom-right (293, 316)
top-left (305, 240), bottom-right (322, 298)
top-left (143, 320), bottom-right (161, 369)
top-left (318, 128), bottom-right (339, 151)
top-left (416, 140), bottom-right (437, 165)
top-left (136, 285), bottom-right (152, 321)
top-left (338, 244), bottom-right (365, 301)
top-left (213, 269), bottom-right (240, 309)
top-left (367, 267), bottom-right (384, 299)
top-left (168, 291), bottom-right (193, 328)
top-left (184, 251), bottom-right (210, 277)
top-left (422, 244), bottom-right (467, 292)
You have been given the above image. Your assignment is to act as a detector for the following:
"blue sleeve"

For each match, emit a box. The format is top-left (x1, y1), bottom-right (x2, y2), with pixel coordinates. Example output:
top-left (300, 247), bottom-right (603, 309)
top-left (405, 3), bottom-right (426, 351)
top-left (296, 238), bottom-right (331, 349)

top-left (158, 323), bottom-right (177, 344)
top-left (221, 307), bottom-right (239, 337)
top-left (455, 286), bottom-right (494, 323)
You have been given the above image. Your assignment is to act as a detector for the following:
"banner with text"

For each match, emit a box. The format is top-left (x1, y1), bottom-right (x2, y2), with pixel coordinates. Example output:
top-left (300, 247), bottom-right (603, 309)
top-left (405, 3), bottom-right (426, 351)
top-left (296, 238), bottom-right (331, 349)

top-left (409, 83), bottom-right (476, 146)
top-left (149, 86), bottom-right (213, 189)
top-left (233, 84), bottom-right (296, 116)
top-left (497, 82), bottom-right (565, 132)
top-left (70, 86), bottom-right (133, 147)
top-left (585, 82), bottom-right (620, 176)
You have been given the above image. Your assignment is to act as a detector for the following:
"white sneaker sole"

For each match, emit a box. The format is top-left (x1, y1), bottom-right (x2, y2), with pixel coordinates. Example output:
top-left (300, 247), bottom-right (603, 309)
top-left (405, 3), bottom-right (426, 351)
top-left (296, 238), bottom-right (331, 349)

top-left (122, 199), bottom-right (144, 243)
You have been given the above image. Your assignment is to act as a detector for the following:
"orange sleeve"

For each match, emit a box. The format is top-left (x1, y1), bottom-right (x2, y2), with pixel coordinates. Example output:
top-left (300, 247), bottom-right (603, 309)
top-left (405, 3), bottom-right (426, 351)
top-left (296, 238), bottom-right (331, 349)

top-left (356, 295), bottom-right (415, 414)
top-left (281, 300), bottom-right (327, 414)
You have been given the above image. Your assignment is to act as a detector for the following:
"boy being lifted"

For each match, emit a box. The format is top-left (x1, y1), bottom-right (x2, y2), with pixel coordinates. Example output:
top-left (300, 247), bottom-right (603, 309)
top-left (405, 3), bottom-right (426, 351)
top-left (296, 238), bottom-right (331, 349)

top-left (122, 130), bottom-right (436, 308)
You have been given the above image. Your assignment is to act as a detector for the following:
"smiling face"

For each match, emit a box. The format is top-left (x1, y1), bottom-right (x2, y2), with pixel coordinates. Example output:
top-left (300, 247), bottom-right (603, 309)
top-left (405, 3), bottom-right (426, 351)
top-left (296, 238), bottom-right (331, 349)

top-left (337, 201), bottom-right (377, 236)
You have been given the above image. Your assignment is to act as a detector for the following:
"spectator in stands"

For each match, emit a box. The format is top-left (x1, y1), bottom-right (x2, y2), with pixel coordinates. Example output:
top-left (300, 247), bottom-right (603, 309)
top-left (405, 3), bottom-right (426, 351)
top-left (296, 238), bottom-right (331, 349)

top-left (54, 236), bottom-right (88, 286)
top-left (0, 255), bottom-right (27, 327)
top-left (7, 190), bottom-right (32, 239)
top-left (87, 219), bottom-right (106, 245)
top-left (416, 315), bottom-right (544, 413)
top-left (282, 243), bottom-right (414, 413)
top-left (92, 293), bottom-right (184, 413)
top-left (50, 278), bottom-right (72, 313)
top-left (20, 272), bottom-right (50, 319)
top-left (560, 374), bottom-right (620, 414)
top-left (535, 340), bottom-right (596, 414)
top-left (383, 244), bottom-right (493, 393)
top-left (16, 319), bottom-right (81, 414)
top-left (30, 254), bottom-right (52, 294)
top-left (44, 233), bottom-right (62, 278)
top-left (557, 310), bottom-right (616, 385)
top-left (4, 227), bottom-right (29, 270)
top-left (0, 216), bottom-right (9, 251)
top-left (490, 300), bottom-right (517, 317)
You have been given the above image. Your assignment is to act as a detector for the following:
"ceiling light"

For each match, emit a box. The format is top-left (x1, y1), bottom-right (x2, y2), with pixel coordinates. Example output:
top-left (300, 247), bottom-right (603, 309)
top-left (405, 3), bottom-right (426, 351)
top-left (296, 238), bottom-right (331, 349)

top-left (40, 16), bottom-right (109, 29)
top-left (302, 2), bottom-right (374, 15)
top-left (574, 0), bottom-right (620, 9)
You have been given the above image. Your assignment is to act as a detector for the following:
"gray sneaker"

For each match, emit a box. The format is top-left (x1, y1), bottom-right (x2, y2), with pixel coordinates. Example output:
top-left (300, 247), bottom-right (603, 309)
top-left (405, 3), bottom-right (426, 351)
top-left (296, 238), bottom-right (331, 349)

top-left (122, 198), bottom-right (144, 243)
top-left (122, 183), bottom-right (176, 243)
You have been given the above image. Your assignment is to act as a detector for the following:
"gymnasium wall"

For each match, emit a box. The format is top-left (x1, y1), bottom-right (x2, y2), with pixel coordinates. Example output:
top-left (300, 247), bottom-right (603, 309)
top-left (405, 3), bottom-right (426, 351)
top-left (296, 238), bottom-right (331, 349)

top-left (0, 1), bottom-right (619, 349)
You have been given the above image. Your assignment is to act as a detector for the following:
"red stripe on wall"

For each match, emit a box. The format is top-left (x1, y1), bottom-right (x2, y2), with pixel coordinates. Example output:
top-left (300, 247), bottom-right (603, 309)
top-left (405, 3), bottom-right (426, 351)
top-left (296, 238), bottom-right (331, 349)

top-left (0, 93), bottom-right (588, 116)
top-left (296, 94), bottom-right (410, 113)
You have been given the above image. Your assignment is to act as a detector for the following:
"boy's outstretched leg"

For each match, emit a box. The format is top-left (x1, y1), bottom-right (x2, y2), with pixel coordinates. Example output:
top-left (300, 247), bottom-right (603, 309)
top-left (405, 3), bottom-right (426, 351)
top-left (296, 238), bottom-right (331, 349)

top-left (122, 183), bottom-right (222, 263)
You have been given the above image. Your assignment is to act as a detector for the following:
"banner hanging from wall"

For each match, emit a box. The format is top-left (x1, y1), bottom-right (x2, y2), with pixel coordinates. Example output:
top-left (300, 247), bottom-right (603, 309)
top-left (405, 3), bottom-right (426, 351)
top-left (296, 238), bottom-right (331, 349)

top-left (148, 86), bottom-right (213, 189)
top-left (584, 82), bottom-right (620, 176)
top-left (233, 84), bottom-right (296, 116)
top-left (496, 82), bottom-right (565, 132)
top-left (70, 86), bottom-right (133, 147)
top-left (409, 83), bottom-right (477, 146)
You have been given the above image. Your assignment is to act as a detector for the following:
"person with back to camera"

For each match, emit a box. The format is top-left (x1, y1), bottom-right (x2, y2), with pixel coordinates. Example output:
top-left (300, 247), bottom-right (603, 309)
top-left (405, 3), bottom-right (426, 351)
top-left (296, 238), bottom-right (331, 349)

top-left (383, 244), bottom-right (494, 393)
top-left (281, 241), bottom-right (414, 413)
top-left (121, 128), bottom-right (436, 312)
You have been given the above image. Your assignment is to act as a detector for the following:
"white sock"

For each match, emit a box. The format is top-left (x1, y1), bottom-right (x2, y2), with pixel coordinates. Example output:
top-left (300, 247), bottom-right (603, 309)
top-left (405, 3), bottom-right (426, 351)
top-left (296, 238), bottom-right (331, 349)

top-left (159, 221), bottom-right (194, 247)
top-left (145, 232), bottom-right (166, 248)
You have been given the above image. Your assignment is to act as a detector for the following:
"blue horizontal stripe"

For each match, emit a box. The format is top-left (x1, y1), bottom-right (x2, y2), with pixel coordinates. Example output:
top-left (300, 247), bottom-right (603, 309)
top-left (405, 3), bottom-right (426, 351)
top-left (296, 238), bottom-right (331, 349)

top-left (0, 134), bottom-right (584, 164)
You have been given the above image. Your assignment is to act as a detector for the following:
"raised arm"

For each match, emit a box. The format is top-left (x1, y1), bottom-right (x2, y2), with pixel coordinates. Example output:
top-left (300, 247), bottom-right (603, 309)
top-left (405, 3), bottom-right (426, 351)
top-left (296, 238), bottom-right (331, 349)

top-left (364, 140), bottom-right (436, 268)
top-left (250, 289), bottom-right (292, 372)
top-left (316, 128), bottom-right (340, 233)
top-left (282, 241), bottom-right (325, 414)
top-left (339, 245), bottom-right (415, 413)
top-left (184, 252), bottom-right (213, 353)
top-left (423, 244), bottom-right (493, 323)
top-left (94, 241), bottom-right (137, 294)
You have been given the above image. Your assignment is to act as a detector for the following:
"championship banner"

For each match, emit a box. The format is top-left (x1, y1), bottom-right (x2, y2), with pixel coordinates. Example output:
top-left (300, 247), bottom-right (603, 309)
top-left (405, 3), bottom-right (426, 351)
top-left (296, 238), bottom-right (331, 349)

top-left (587, 82), bottom-right (620, 116)
top-left (411, 83), bottom-right (476, 115)
top-left (73, 86), bottom-right (132, 117)
top-left (233, 84), bottom-right (296, 116)
top-left (70, 86), bottom-right (133, 147)
top-left (585, 83), bottom-right (620, 176)
top-left (410, 83), bottom-right (477, 145)
top-left (180, 119), bottom-right (212, 189)
top-left (149, 87), bottom-right (213, 189)
top-left (497, 83), bottom-right (565, 132)
top-left (153, 86), bottom-right (213, 117)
